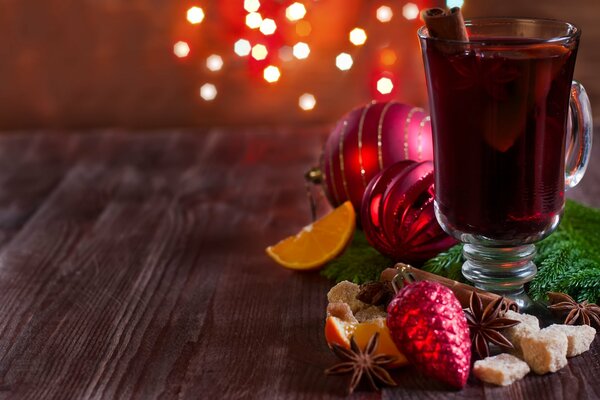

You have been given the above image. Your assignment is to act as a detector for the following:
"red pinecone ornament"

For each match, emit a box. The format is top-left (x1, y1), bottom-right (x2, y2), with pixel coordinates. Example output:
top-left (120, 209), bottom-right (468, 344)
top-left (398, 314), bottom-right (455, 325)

top-left (387, 280), bottom-right (471, 388)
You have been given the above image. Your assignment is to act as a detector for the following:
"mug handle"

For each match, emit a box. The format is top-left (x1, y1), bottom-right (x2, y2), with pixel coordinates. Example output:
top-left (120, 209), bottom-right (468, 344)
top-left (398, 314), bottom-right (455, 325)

top-left (565, 81), bottom-right (593, 190)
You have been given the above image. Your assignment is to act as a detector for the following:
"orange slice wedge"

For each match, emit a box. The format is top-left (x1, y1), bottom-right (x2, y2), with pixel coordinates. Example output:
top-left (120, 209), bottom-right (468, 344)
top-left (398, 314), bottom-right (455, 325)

top-left (325, 315), bottom-right (408, 368)
top-left (324, 316), bottom-right (357, 348)
top-left (266, 201), bottom-right (355, 270)
top-left (353, 319), bottom-right (409, 368)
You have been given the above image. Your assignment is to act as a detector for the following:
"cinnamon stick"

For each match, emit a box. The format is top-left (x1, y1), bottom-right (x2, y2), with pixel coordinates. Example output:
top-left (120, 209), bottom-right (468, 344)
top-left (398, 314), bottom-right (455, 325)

top-left (380, 264), bottom-right (519, 312)
top-left (422, 7), bottom-right (468, 42)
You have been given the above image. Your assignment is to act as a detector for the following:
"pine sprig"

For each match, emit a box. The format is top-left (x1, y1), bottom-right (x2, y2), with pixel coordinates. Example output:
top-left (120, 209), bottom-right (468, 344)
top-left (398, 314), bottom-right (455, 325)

top-left (527, 241), bottom-right (582, 300)
top-left (566, 267), bottom-right (600, 303)
top-left (321, 230), bottom-right (393, 284)
top-left (422, 200), bottom-right (600, 303)
top-left (421, 244), bottom-right (466, 283)
top-left (322, 200), bottom-right (600, 303)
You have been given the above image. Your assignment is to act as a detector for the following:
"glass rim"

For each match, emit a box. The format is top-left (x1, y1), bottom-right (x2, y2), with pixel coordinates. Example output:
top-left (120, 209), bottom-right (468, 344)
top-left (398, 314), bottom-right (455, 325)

top-left (417, 17), bottom-right (581, 46)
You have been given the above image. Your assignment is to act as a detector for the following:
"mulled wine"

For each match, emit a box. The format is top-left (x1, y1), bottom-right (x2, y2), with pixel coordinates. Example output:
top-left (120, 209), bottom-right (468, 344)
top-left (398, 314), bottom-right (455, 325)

top-left (419, 17), bottom-right (593, 302)
top-left (423, 39), bottom-right (578, 241)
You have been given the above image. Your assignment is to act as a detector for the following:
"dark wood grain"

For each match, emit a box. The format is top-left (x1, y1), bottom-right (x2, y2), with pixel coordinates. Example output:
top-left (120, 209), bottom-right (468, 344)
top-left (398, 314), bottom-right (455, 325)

top-left (0, 129), bottom-right (597, 399)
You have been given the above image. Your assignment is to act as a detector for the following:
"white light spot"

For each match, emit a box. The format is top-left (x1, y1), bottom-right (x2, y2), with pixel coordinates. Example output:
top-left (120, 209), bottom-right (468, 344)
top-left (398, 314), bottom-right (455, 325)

top-left (263, 65), bottom-right (281, 83)
top-left (402, 3), bottom-right (419, 20)
top-left (299, 93), bottom-right (316, 111)
top-left (446, 0), bottom-right (464, 8)
top-left (377, 77), bottom-right (394, 94)
top-left (376, 6), bottom-right (393, 23)
top-left (200, 83), bottom-right (217, 101)
top-left (251, 44), bottom-right (268, 61)
top-left (173, 41), bottom-right (190, 58)
top-left (335, 53), bottom-right (353, 71)
top-left (259, 18), bottom-right (277, 35)
top-left (206, 54), bottom-right (223, 71)
top-left (246, 12), bottom-right (262, 29)
top-left (292, 42), bottom-right (310, 59)
top-left (349, 28), bottom-right (367, 46)
top-left (244, 0), bottom-right (260, 13)
top-left (286, 2), bottom-right (307, 21)
top-left (186, 6), bottom-right (205, 24)
top-left (234, 39), bottom-right (251, 56)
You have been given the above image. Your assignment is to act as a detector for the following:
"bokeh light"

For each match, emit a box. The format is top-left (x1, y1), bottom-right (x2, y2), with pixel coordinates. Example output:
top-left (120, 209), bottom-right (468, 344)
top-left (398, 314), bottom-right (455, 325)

top-left (402, 3), bottom-right (419, 20)
top-left (349, 28), bottom-right (367, 46)
top-left (246, 12), bottom-right (262, 29)
top-left (200, 83), bottom-right (217, 101)
top-left (279, 46), bottom-right (294, 62)
top-left (263, 65), bottom-right (281, 83)
top-left (244, 0), bottom-right (260, 13)
top-left (380, 49), bottom-right (397, 66)
top-left (259, 18), bottom-right (277, 35)
top-left (206, 54), bottom-right (223, 71)
top-left (186, 7), bottom-right (205, 24)
top-left (251, 44), bottom-right (268, 61)
top-left (335, 53), bottom-right (353, 71)
top-left (376, 6), bottom-right (393, 23)
top-left (296, 20), bottom-right (312, 37)
top-left (446, 0), bottom-right (465, 8)
top-left (173, 41), bottom-right (190, 58)
top-left (286, 3), bottom-right (307, 21)
top-left (299, 93), bottom-right (316, 111)
top-left (376, 77), bottom-right (394, 94)
top-left (292, 42), bottom-right (310, 59)
top-left (234, 39), bottom-right (251, 56)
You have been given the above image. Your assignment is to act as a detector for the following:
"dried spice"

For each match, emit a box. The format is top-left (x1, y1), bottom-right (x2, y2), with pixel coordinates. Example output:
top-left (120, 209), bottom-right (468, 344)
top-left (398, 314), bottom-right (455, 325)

top-left (325, 333), bottom-right (397, 394)
top-left (464, 292), bottom-right (520, 359)
top-left (356, 281), bottom-right (395, 307)
top-left (547, 292), bottom-right (600, 328)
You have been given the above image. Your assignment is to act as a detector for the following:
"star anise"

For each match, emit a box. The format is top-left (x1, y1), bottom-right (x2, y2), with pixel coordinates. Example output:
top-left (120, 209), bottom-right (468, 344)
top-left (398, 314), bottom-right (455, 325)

top-left (464, 292), bottom-right (520, 359)
top-left (325, 333), bottom-right (397, 394)
top-left (356, 281), bottom-right (395, 307)
top-left (547, 292), bottom-right (600, 328)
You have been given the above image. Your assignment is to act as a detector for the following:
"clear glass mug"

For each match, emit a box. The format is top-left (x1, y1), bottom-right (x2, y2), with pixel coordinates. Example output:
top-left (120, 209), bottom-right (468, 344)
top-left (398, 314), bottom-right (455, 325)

top-left (418, 18), bottom-right (593, 307)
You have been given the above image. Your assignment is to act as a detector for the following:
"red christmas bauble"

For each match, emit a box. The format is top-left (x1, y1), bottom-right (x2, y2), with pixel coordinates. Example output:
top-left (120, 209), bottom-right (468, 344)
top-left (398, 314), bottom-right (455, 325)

top-left (320, 102), bottom-right (433, 214)
top-left (361, 160), bottom-right (456, 263)
top-left (387, 280), bottom-right (471, 389)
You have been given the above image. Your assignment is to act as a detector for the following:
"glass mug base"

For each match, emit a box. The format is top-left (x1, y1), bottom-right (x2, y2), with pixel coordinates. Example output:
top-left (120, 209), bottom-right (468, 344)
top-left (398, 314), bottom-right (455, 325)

top-left (435, 201), bottom-right (563, 310)
top-left (462, 244), bottom-right (536, 309)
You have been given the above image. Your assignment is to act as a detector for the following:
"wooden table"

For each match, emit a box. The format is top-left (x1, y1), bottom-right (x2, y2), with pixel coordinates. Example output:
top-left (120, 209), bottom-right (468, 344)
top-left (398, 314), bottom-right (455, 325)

top-left (0, 130), bottom-right (598, 399)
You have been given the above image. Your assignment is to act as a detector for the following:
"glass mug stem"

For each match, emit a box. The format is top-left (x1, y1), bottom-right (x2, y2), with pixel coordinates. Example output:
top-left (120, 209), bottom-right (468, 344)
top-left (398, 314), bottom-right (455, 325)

top-left (460, 80), bottom-right (593, 308)
top-left (462, 243), bottom-right (536, 299)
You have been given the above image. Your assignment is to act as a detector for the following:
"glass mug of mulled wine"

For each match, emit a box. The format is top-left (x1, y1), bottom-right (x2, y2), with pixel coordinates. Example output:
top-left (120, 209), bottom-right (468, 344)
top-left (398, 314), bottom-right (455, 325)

top-left (418, 18), bottom-right (593, 307)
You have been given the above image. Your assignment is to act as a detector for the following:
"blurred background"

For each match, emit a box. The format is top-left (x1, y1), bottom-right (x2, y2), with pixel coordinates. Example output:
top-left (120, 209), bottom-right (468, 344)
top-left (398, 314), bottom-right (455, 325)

top-left (1, 0), bottom-right (598, 130)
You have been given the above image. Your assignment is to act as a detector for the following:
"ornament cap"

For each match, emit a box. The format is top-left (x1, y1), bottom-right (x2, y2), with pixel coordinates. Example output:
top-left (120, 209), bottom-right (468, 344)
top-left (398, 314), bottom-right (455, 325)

top-left (391, 263), bottom-right (417, 293)
top-left (304, 166), bottom-right (324, 221)
top-left (305, 166), bottom-right (323, 184)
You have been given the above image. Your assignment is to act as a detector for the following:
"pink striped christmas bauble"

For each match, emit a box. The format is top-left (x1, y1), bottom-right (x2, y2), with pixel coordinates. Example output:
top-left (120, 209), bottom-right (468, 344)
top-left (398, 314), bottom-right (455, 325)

top-left (320, 102), bottom-right (433, 215)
